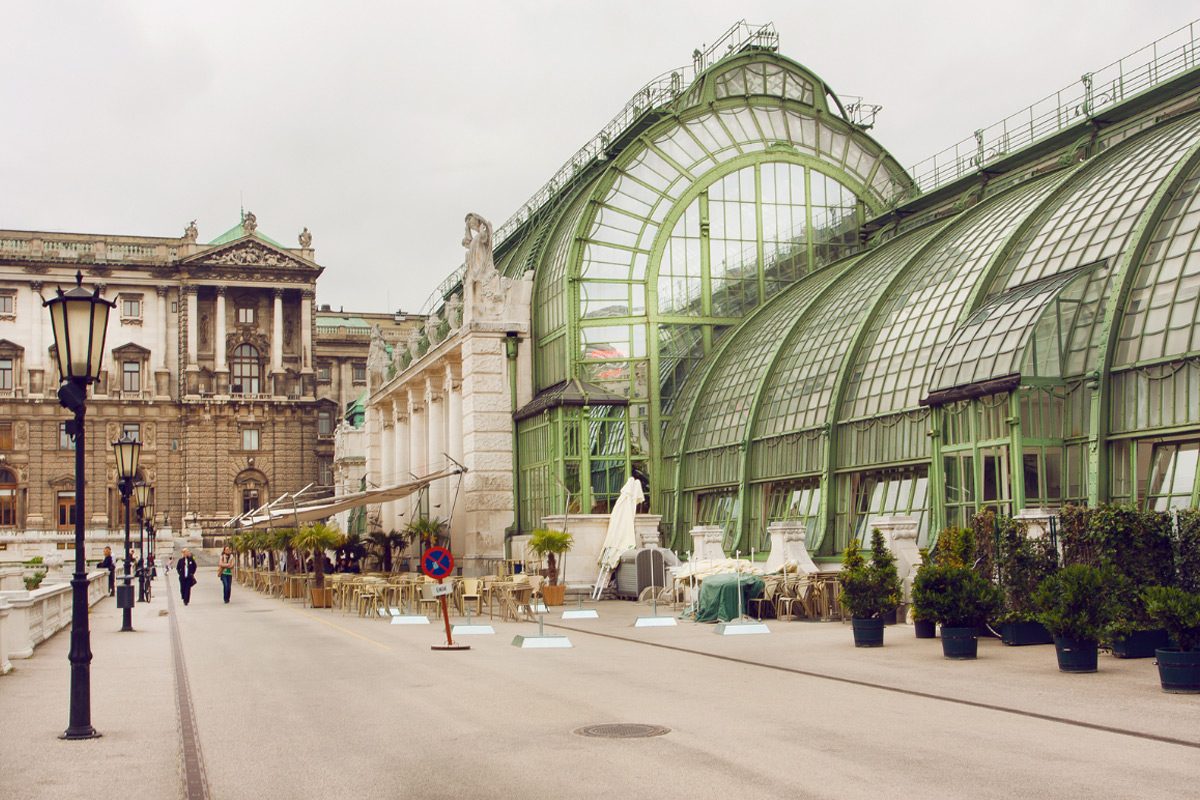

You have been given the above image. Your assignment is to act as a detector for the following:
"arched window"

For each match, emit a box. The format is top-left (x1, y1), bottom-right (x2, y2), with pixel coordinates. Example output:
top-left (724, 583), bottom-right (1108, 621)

top-left (0, 467), bottom-right (16, 527)
top-left (231, 344), bottom-right (260, 395)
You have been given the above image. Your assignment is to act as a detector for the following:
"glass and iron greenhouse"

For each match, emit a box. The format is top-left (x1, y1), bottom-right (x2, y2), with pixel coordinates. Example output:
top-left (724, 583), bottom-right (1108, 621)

top-left (430, 21), bottom-right (1200, 559)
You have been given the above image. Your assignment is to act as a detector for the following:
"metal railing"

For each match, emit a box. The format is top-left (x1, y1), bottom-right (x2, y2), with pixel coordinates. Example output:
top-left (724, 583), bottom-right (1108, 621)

top-left (420, 20), bottom-right (779, 313)
top-left (906, 18), bottom-right (1200, 197)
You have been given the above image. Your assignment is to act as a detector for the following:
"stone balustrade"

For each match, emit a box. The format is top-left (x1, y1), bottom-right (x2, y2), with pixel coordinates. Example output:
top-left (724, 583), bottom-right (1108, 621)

top-left (0, 569), bottom-right (108, 673)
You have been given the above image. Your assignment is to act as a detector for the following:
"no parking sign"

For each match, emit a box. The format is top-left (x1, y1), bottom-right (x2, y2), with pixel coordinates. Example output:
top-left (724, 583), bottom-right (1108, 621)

top-left (421, 547), bottom-right (454, 579)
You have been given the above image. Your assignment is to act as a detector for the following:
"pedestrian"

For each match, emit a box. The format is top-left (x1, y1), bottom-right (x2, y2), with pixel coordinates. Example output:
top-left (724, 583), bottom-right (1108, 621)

top-left (218, 545), bottom-right (235, 604)
top-left (98, 546), bottom-right (116, 596)
top-left (177, 548), bottom-right (198, 606)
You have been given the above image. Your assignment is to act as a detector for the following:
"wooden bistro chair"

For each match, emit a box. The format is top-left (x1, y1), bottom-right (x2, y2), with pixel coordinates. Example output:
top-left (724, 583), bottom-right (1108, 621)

top-left (459, 578), bottom-right (483, 616)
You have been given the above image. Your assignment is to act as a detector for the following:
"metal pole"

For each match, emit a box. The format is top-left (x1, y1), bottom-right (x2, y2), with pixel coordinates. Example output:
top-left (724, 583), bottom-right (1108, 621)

top-left (137, 510), bottom-right (146, 602)
top-left (120, 482), bottom-right (133, 632)
top-left (62, 402), bottom-right (98, 739)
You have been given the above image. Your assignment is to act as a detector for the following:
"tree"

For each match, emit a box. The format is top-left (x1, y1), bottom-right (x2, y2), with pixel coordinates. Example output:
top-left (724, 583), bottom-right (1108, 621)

top-left (528, 528), bottom-right (574, 586)
top-left (291, 522), bottom-right (342, 590)
top-left (405, 517), bottom-right (447, 551)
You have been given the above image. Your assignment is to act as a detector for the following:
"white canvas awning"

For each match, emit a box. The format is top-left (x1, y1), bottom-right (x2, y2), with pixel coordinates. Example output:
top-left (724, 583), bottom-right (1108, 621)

top-left (225, 467), bottom-right (463, 531)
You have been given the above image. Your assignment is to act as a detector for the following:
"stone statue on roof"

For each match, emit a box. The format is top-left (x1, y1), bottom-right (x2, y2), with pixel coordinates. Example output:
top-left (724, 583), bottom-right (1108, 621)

top-left (462, 212), bottom-right (507, 322)
top-left (366, 324), bottom-right (389, 390)
top-left (243, 211), bottom-right (257, 234)
top-left (183, 220), bottom-right (198, 242)
top-left (299, 227), bottom-right (312, 248)
top-left (462, 213), bottom-right (495, 281)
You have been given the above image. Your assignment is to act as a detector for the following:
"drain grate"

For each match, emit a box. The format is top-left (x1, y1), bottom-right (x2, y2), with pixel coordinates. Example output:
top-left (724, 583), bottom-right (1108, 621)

top-left (574, 723), bottom-right (670, 739)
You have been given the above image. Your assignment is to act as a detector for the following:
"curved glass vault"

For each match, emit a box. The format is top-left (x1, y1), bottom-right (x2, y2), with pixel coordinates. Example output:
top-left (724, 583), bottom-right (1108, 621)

top-left (446, 42), bottom-right (1200, 555)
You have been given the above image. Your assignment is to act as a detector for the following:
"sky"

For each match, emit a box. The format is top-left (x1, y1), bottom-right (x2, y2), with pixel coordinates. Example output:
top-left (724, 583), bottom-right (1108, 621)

top-left (2, 1), bottom-right (1197, 314)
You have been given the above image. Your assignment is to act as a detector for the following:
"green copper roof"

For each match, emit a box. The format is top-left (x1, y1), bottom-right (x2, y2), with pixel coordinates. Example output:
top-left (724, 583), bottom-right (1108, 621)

top-left (208, 214), bottom-right (285, 248)
top-left (316, 315), bottom-right (370, 328)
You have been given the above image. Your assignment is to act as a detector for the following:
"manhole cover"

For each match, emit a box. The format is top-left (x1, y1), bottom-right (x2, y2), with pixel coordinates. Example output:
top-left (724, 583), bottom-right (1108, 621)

top-left (244, 609), bottom-right (274, 614)
top-left (574, 723), bottom-right (670, 739)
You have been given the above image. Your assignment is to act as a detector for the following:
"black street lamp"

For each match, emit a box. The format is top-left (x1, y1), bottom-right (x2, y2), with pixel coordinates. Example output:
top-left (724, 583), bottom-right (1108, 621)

top-left (144, 503), bottom-right (156, 596)
top-left (44, 270), bottom-right (114, 741)
top-left (112, 433), bottom-right (141, 632)
top-left (134, 481), bottom-right (149, 602)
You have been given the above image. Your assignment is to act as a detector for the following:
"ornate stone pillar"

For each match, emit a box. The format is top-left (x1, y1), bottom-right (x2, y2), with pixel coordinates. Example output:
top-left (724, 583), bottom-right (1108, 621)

top-left (393, 402), bottom-right (411, 529)
top-left (762, 521), bottom-right (820, 575)
top-left (214, 286), bottom-right (228, 393)
top-left (689, 525), bottom-right (727, 562)
top-left (271, 288), bottom-right (284, 395)
top-left (301, 289), bottom-right (314, 371)
top-left (426, 376), bottom-right (445, 520)
top-left (184, 285), bottom-right (199, 395)
top-left (28, 281), bottom-right (44, 395)
top-left (380, 399), bottom-right (394, 531)
top-left (447, 368), bottom-right (463, 464)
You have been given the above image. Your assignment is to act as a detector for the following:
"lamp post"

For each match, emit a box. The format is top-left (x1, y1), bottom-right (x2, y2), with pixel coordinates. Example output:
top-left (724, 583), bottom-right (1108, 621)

top-left (44, 270), bottom-right (114, 741)
top-left (144, 503), bottom-right (155, 598)
top-left (134, 481), bottom-right (149, 602)
top-left (112, 433), bottom-right (141, 632)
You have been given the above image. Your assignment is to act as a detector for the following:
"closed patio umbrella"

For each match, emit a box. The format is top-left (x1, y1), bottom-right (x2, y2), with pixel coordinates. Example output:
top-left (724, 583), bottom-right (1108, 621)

top-left (592, 477), bottom-right (643, 599)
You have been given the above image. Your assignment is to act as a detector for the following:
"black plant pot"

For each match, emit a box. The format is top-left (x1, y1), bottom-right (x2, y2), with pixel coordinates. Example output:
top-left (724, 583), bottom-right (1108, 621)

top-left (940, 626), bottom-right (978, 659)
top-left (1111, 628), bottom-right (1170, 659)
top-left (1053, 636), bottom-right (1099, 672)
top-left (914, 619), bottom-right (936, 639)
top-left (851, 617), bottom-right (885, 648)
top-left (1154, 648), bottom-right (1200, 693)
top-left (1001, 620), bottom-right (1054, 646)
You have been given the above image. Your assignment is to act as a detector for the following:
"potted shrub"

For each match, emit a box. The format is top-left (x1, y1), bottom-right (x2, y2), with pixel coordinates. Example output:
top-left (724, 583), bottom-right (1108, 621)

top-left (1089, 505), bottom-right (1173, 658)
top-left (1143, 586), bottom-right (1200, 693)
top-left (996, 518), bottom-right (1057, 646)
top-left (911, 563), bottom-right (1002, 659)
top-left (528, 528), bottom-right (574, 606)
top-left (1034, 564), bottom-right (1118, 673)
top-left (291, 522), bottom-right (341, 608)
top-left (839, 530), bottom-right (902, 647)
top-left (911, 548), bottom-right (936, 639)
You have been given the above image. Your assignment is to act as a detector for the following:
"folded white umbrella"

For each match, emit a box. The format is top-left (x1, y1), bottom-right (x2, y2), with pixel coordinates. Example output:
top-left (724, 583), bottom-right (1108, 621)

top-left (592, 477), bottom-right (643, 599)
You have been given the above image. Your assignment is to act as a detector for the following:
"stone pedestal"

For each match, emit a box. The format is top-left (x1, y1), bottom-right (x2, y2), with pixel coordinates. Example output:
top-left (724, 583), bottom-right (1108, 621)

top-left (1014, 507), bottom-right (1058, 539)
top-left (41, 552), bottom-right (68, 585)
top-left (868, 515), bottom-right (922, 604)
top-left (689, 525), bottom-right (726, 562)
top-left (0, 597), bottom-right (11, 674)
top-left (0, 593), bottom-right (32, 659)
top-left (635, 515), bottom-right (664, 548)
top-left (761, 521), bottom-right (819, 575)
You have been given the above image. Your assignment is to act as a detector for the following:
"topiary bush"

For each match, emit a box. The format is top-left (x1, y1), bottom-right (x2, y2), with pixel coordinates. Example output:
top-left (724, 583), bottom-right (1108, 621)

top-left (1143, 586), bottom-right (1200, 652)
top-left (911, 563), bottom-right (1002, 628)
top-left (1175, 509), bottom-right (1200, 594)
top-left (839, 529), bottom-right (902, 620)
top-left (1034, 564), bottom-right (1119, 643)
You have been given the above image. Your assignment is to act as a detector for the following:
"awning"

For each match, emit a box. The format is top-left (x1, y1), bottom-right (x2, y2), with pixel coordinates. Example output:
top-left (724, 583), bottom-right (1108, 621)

top-left (226, 466), bottom-right (464, 531)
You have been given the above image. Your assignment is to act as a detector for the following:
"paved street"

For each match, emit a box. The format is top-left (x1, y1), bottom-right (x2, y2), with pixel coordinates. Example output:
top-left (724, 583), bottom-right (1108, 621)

top-left (2, 567), bottom-right (1198, 800)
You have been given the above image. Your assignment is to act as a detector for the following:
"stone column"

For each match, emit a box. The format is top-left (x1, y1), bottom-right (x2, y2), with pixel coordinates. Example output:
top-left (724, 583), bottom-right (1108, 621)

top-left (155, 286), bottom-right (170, 397)
top-left (393, 403), bottom-right (410, 528)
top-left (0, 596), bottom-right (10, 674)
top-left (446, 367), bottom-right (464, 547)
top-left (426, 376), bottom-right (445, 521)
top-left (270, 288), bottom-right (284, 394)
top-left (365, 406), bottom-right (381, 492)
top-left (301, 289), bottom-right (313, 371)
top-left (408, 388), bottom-right (426, 515)
top-left (380, 399), bottom-right (394, 531)
top-left (25, 281), bottom-right (44, 395)
top-left (214, 287), bottom-right (228, 394)
top-left (184, 285), bottom-right (199, 395)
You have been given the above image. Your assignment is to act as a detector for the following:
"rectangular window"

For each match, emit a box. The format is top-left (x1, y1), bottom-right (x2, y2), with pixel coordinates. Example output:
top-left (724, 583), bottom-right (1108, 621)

top-left (59, 422), bottom-right (76, 451)
top-left (318, 409), bottom-right (333, 437)
top-left (122, 422), bottom-right (140, 441)
top-left (0, 294), bottom-right (13, 315)
top-left (318, 458), bottom-right (333, 486)
top-left (0, 488), bottom-right (15, 527)
top-left (57, 491), bottom-right (75, 529)
top-left (352, 363), bottom-right (366, 383)
top-left (237, 307), bottom-right (255, 324)
top-left (317, 364), bottom-right (331, 382)
top-left (0, 359), bottom-right (11, 391)
top-left (242, 428), bottom-right (260, 451)
top-left (0, 422), bottom-right (11, 450)
top-left (121, 297), bottom-right (142, 319)
top-left (242, 488), bottom-right (260, 514)
top-left (122, 361), bottom-right (140, 393)
top-left (1146, 441), bottom-right (1199, 511)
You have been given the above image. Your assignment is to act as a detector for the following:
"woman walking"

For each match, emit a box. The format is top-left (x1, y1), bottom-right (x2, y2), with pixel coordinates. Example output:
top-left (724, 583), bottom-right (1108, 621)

top-left (218, 545), bottom-right (235, 604)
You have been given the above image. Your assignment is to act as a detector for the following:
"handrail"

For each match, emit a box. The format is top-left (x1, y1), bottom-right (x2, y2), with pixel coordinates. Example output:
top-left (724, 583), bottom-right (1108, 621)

top-left (420, 20), bottom-right (779, 313)
top-left (906, 18), bottom-right (1200, 197)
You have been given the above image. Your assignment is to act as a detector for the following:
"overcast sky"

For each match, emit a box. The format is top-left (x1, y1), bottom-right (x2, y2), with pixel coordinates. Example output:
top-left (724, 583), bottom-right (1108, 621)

top-left (3, 1), bottom-right (1197, 314)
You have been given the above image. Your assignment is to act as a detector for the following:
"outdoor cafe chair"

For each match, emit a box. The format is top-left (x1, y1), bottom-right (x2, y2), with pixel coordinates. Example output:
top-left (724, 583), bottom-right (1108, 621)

top-left (460, 578), bottom-right (483, 616)
top-left (417, 582), bottom-right (441, 619)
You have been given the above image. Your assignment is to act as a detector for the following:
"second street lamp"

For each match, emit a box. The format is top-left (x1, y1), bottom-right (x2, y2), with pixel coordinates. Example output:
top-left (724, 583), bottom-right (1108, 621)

top-left (112, 433), bottom-right (142, 632)
top-left (143, 502), bottom-right (155, 602)
top-left (134, 481), bottom-right (149, 602)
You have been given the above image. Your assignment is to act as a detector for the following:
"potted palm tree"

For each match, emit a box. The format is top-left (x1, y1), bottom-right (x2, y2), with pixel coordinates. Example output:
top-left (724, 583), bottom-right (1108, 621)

top-left (368, 530), bottom-right (409, 573)
top-left (839, 530), bottom-right (902, 647)
top-left (291, 522), bottom-right (342, 608)
top-left (1143, 586), bottom-right (1200, 693)
top-left (406, 517), bottom-right (447, 552)
top-left (528, 528), bottom-right (574, 606)
top-left (1034, 564), bottom-right (1119, 673)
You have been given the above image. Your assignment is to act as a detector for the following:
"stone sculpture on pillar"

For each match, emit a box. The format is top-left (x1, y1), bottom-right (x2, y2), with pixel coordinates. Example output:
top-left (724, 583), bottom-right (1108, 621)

top-left (366, 325), bottom-right (390, 392)
top-left (461, 212), bottom-right (534, 325)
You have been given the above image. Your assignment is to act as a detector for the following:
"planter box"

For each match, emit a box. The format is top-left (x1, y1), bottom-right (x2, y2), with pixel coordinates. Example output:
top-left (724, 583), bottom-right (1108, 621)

top-left (851, 617), bottom-right (885, 647)
top-left (941, 626), bottom-right (978, 659)
top-left (913, 619), bottom-right (936, 639)
top-left (1111, 628), bottom-right (1169, 659)
top-left (1053, 636), bottom-right (1099, 672)
top-left (1154, 648), bottom-right (1200, 693)
top-left (541, 583), bottom-right (566, 607)
top-left (1001, 620), bottom-right (1053, 646)
top-left (309, 587), bottom-right (332, 608)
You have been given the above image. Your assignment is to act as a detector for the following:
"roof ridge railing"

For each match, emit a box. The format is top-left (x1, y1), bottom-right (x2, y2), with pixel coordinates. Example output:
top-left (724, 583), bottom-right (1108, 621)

top-left (420, 20), bottom-right (779, 313)
top-left (906, 17), bottom-right (1200, 200)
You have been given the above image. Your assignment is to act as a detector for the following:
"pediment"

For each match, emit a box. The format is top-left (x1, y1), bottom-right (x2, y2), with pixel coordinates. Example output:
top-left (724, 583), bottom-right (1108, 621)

top-left (112, 341), bottom-right (151, 357)
top-left (0, 338), bottom-right (25, 355)
top-left (184, 238), bottom-right (317, 271)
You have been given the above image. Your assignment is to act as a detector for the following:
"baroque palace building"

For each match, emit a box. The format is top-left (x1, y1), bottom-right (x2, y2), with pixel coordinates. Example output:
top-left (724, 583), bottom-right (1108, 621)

top-left (0, 213), bottom-right (418, 556)
top-left (348, 20), bottom-right (1200, 577)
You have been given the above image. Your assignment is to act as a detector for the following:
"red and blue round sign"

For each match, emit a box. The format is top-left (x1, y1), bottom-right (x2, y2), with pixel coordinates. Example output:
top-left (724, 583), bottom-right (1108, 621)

top-left (421, 547), bottom-right (454, 579)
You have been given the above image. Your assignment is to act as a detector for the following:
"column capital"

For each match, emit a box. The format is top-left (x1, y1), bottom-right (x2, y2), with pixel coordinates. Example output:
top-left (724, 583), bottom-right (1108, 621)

top-left (28, 280), bottom-right (43, 293)
top-left (182, 284), bottom-right (198, 296)
top-left (301, 288), bottom-right (315, 299)
top-left (272, 287), bottom-right (284, 299)
top-left (215, 286), bottom-right (227, 297)
top-left (155, 285), bottom-right (169, 298)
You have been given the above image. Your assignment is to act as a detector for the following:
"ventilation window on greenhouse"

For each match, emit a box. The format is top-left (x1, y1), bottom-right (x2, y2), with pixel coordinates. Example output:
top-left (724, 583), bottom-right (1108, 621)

top-left (1145, 441), bottom-right (1199, 511)
top-left (1022, 446), bottom-right (1063, 508)
top-left (766, 480), bottom-right (821, 537)
top-left (943, 454), bottom-right (975, 528)
top-left (696, 489), bottom-right (740, 550)
top-left (979, 445), bottom-right (1012, 517)
top-left (851, 468), bottom-right (929, 544)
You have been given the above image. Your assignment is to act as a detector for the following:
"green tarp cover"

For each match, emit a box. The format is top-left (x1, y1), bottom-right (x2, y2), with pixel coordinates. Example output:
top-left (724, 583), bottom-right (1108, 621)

top-left (695, 573), bottom-right (765, 623)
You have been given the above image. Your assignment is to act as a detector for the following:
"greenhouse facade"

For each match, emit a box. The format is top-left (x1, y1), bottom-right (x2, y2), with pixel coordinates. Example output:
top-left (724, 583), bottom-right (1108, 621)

top-left (366, 21), bottom-right (1200, 563)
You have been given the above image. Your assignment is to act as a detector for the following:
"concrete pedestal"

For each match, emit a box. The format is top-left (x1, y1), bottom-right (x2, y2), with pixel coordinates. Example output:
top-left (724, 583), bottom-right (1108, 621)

top-left (761, 521), bottom-right (819, 575)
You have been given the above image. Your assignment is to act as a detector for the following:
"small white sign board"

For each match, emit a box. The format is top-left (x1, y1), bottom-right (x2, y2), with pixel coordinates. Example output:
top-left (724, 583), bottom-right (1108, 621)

top-left (634, 616), bottom-right (677, 627)
top-left (432, 583), bottom-right (454, 597)
top-left (390, 614), bottom-right (431, 625)
top-left (714, 621), bottom-right (770, 636)
top-left (562, 609), bottom-right (599, 619)
top-left (452, 624), bottom-right (495, 635)
top-left (511, 634), bottom-right (573, 649)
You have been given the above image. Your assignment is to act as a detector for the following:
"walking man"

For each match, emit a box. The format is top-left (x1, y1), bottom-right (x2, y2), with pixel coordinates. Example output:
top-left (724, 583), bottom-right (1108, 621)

top-left (177, 548), bottom-right (198, 606)
top-left (98, 546), bottom-right (116, 596)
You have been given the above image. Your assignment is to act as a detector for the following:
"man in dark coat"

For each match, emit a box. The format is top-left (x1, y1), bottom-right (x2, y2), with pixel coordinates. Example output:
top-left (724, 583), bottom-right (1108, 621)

top-left (98, 546), bottom-right (116, 596)
top-left (176, 549), bottom-right (198, 606)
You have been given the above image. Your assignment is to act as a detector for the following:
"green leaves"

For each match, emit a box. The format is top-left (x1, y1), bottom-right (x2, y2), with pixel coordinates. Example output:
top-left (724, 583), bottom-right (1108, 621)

top-left (1034, 564), bottom-right (1119, 643)
top-left (528, 528), bottom-right (574, 556)
top-left (839, 529), bottom-right (902, 620)
top-left (1143, 586), bottom-right (1200, 652)
top-left (911, 564), bottom-right (1002, 627)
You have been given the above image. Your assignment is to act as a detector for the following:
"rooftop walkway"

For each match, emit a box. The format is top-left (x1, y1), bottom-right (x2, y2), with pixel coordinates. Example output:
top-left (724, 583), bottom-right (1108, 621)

top-left (1, 566), bottom-right (1197, 799)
